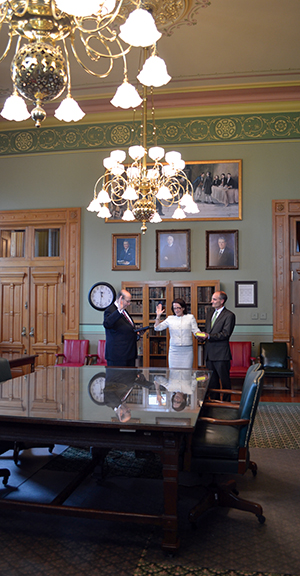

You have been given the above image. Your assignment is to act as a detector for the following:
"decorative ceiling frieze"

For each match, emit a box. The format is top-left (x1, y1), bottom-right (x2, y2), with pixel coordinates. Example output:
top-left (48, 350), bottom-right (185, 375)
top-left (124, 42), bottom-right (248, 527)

top-left (1, 111), bottom-right (300, 156)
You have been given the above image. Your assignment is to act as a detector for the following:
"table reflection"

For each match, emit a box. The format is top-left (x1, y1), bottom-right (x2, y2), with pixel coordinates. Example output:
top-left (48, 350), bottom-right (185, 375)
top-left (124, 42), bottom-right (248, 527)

top-left (0, 366), bottom-right (211, 428)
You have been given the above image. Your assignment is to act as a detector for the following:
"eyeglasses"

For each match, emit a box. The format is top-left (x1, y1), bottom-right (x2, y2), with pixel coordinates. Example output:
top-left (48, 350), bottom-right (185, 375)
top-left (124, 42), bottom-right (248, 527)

top-left (173, 306), bottom-right (182, 310)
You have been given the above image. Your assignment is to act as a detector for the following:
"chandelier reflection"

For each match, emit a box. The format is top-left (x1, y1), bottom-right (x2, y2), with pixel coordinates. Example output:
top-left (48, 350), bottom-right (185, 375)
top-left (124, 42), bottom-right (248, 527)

top-left (87, 79), bottom-right (199, 233)
top-left (0, 1), bottom-right (178, 126)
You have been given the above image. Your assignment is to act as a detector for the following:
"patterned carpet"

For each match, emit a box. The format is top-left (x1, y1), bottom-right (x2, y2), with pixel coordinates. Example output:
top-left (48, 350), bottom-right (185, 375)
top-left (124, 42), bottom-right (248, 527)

top-left (0, 403), bottom-right (300, 576)
top-left (250, 403), bottom-right (300, 449)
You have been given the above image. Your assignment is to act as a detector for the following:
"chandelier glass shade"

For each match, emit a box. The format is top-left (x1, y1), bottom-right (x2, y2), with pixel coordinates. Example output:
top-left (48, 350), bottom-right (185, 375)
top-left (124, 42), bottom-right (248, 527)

top-left (0, 0), bottom-right (173, 126)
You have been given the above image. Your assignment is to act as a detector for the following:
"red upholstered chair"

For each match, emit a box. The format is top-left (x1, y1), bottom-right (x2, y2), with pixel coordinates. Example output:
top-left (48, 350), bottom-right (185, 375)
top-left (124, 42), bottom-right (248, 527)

top-left (55, 339), bottom-right (89, 367)
top-left (88, 340), bottom-right (107, 366)
top-left (230, 341), bottom-right (254, 380)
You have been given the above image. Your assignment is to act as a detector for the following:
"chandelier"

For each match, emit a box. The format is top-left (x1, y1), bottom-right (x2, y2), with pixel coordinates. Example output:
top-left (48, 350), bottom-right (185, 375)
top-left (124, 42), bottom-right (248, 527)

top-left (0, 0), bottom-right (182, 127)
top-left (87, 52), bottom-right (199, 234)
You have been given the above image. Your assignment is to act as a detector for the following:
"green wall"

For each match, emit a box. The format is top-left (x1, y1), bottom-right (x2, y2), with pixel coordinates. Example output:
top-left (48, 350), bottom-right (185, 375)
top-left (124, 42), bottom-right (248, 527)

top-left (1, 121), bottom-right (299, 353)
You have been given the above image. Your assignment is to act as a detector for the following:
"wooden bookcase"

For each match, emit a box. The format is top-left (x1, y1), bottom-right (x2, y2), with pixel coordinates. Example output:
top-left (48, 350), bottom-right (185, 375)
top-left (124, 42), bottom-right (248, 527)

top-left (122, 280), bottom-right (220, 368)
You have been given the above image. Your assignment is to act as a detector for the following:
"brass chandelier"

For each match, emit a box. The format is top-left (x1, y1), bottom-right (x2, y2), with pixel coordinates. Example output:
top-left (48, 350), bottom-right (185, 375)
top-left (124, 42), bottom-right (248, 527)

top-left (0, 0), bottom-right (187, 126)
top-left (87, 50), bottom-right (199, 234)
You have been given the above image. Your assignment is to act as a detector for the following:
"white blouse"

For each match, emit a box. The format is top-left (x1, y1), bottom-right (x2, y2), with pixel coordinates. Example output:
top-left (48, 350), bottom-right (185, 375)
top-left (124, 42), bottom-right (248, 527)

top-left (154, 314), bottom-right (199, 346)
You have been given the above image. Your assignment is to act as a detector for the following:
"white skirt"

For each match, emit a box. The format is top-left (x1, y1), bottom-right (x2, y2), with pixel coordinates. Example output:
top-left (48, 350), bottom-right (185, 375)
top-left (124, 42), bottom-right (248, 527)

top-left (168, 345), bottom-right (193, 369)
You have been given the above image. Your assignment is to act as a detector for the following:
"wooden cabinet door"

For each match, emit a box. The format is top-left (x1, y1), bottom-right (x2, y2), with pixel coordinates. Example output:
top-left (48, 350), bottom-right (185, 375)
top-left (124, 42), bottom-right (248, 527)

top-left (29, 267), bottom-right (65, 368)
top-left (0, 267), bottom-right (30, 358)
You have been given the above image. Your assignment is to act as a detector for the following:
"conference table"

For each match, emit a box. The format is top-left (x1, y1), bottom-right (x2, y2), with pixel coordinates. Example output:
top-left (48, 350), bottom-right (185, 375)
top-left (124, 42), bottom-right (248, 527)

top-left (0, 365), bottom-right (210, 553)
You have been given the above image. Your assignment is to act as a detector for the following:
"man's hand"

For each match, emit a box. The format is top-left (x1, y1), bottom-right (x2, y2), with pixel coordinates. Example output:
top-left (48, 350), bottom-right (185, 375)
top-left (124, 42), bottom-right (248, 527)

top-left (118, 295), bottom-right (125, 311)
top-left (195, 331), bottom-right (209, 342)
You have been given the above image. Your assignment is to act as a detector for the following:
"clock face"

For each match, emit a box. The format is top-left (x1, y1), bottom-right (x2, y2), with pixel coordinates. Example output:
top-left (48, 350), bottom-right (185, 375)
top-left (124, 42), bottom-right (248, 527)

top-left (88, 373), bottom-right (106, 405)
top-left (88, 282), bottom-right (116, 311)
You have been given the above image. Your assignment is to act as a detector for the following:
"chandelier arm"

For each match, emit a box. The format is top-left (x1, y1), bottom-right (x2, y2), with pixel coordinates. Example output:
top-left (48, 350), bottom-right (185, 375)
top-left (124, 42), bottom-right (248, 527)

top-left (0, 31), bottom-right (12, 64)
top-left (50, 0), bottom-right (62, 20)
top-left (72, 0), bottom-right (127, 35)
top-left (10, 0), bottom-right (30, 19)
top-left (70, 33), bottom-right (113, 78)
top-left (82, 30), bottom-right (131, 59)
top-left (0, 2), bottom-right (8, 25)
top-left (70, 31), bottom-right (130, 78)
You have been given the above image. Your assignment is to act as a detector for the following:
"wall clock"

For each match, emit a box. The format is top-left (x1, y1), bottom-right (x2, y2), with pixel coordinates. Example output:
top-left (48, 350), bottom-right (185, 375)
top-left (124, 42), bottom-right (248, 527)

top-left (88, 282), bottom-right (116, 311)
top-left (88, 372), bottom-right (106, 405)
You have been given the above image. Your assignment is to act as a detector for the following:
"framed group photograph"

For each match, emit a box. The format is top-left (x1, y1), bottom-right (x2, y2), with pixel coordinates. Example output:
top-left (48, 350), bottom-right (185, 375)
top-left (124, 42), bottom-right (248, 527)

top-left (106, 160), bottom-right (242, 224)
top-left (206, 230), bottom-right (239, 270)
top-left (235, 281), bottom-right (258, 307)
top-left (112, 233), bottom-right (141, 271)
top-left (156, 229), bottom-right (191, 272)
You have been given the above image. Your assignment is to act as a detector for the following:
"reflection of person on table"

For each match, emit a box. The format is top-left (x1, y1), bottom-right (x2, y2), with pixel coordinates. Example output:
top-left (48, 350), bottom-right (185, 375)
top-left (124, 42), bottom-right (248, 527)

top-left (104, 368), bottom-right (152, 422)
top-left (160, 235), bottom-right (185, 268)
top-left (196, 291), bottom-right (235, 400)
top-left (154, 369), bottom-right (196, 410)
top-left (104, 289), bottom-right (140, 367)
top-left (117, 240), bottom-right (135, 265)
top-left (154, 298), bottom-right (199, 368)
top-left (211, 236), bottom-right (234, 267)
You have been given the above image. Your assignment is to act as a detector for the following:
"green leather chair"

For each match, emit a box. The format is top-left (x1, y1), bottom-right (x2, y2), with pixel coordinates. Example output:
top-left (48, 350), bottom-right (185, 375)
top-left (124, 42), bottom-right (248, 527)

top-left (189, 368), bottom-right (265, 526)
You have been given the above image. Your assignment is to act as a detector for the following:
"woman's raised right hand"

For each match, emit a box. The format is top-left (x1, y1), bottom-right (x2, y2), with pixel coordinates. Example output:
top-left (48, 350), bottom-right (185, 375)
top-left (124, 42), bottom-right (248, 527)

top-left (156, 303), bottom-right (165, 316)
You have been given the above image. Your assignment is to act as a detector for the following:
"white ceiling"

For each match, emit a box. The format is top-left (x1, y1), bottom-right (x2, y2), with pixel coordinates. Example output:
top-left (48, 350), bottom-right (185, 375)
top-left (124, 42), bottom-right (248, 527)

top-left (0, 0), bottom-right (299, 120)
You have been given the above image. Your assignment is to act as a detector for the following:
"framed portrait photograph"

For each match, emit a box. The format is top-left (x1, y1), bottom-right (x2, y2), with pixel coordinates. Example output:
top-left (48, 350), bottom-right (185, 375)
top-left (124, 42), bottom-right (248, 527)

top-left (235, 281), bottom-right (258, 307)
top-left (206, 230), bottom-right (239, 270)
top-left (156, 229), bottom-right (191, 272)
top-left (112, 233), bottom-right (141, 271)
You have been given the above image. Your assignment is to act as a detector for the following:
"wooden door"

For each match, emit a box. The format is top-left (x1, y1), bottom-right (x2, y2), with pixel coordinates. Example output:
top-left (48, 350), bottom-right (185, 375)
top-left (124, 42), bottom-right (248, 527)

top-left (290, 216), bottom-right (300, 387)
top-left (0, 208), bottom-right (80, 369)
top-left (29, 267), bottom-right (65, 368)
top-left (0, 267), bottom-right (30, 358)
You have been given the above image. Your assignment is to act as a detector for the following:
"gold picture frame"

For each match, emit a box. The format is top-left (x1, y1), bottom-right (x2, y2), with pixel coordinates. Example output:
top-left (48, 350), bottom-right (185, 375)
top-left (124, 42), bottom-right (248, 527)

top-left (112, 233), bottom-right (141, 271)
top-left (156, 229), bottom-right (191, 272)
top-left (206, 230), bottom-right (239, 270)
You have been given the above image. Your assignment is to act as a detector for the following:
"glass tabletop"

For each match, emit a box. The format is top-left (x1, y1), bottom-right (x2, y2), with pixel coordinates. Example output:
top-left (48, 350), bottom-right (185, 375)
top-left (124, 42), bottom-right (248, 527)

top-left (0, 366), bottom-right (211, 429)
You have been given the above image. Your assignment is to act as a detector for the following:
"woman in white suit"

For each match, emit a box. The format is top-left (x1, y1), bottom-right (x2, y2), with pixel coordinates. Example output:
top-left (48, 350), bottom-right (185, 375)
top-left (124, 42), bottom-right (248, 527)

top-left (154, 298), bottom-right (199, 368)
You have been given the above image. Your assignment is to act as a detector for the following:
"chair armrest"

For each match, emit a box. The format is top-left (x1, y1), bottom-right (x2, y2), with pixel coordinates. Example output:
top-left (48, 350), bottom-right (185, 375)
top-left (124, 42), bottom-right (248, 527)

top-left (55, 354), bottom-right (66, 365)
top-left (250, 356), bottom-right (256, 364)
top-left (88, 354), bottom-right (99, 365)
top-left (206, 388), bottom-right (242, 401)
top-left (199, 416), bottom-right (250, 426)
top-left (84, 355), bottom-right (90, 365)
top-left (203, 400), bottom-right (239, 408)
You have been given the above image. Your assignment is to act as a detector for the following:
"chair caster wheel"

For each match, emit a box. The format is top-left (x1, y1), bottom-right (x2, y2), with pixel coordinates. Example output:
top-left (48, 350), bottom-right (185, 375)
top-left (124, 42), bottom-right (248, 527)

top-left (257, 514), bottom-right (265, 524)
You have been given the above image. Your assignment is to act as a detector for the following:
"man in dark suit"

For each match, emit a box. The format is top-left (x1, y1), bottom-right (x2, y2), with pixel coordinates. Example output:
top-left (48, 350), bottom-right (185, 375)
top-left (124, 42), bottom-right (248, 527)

top-left (104, 289), bottom-right (138, 367)
top-left (197, 291), bottom-right (235, 400)
top-left (117, 240), bottom-right (135, 266)
top-left (212, 236), bottom-right (234, 267)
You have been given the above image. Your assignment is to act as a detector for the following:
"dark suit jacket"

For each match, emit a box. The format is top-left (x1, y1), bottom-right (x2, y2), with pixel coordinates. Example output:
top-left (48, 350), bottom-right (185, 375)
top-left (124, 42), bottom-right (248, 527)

top-left (104, 368), bottom-right (151, 409)
top-left (217, 246), bottom-right (234, 266)
top-left (103, 304), bottom-right (138, 365)
top-left (204, 307), bottom-right (236, 362)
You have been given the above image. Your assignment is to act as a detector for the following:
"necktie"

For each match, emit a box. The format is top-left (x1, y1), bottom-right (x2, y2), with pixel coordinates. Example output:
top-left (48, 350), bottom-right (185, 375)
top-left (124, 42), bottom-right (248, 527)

top-left (211, 310), bottom-right (218, 328)
top-left (122, 309), bottom-right (134, 326)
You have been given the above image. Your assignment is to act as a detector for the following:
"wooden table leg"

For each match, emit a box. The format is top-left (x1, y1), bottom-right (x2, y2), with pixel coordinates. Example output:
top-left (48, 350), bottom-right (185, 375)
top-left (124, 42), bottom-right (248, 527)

top-left (161, 432), bottom-right (180, 554)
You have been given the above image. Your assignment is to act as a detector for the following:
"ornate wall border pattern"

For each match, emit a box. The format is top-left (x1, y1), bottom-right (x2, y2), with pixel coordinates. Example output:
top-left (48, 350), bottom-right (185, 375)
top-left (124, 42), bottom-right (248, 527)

top-left (1, 112), bottom-right (300, 156)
